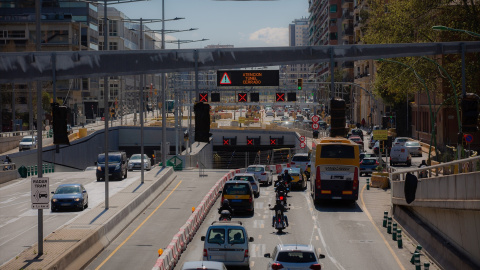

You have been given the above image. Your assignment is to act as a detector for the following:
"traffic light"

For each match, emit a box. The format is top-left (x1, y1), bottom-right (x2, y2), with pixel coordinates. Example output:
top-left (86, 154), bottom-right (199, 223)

top-left (51, 102), bottom-right (70, 145)
top-left (250, 93), bottom-right (259, 102)
top-left (275, 92), bottom-right (285, 102)
top-left (330, 98), bottom-right (346, 137)
top-left (287, 92), bottom-right (296, 102)
top-left (194, 102), bottom-right (211, 143)
top-left (461, 93), bottom-right (479, 132)
top-left (382, 116), bottom-right (389, 129)
top-left (199, 93), bottom-right (208, 103)
top-left (211, 93), bottom-right (220, 102)
top-left (222, 137), bottom-right (236, 146)
top-left (237, 93), bottom-right (247, 102)
top-left (297, 78), bottom-right (303, 90)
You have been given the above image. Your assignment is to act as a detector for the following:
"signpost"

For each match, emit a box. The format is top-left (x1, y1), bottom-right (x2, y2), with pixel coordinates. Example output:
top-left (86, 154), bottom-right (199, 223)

top-left (300, 142), bottom-right (306, 148)
top-left (312, 123), bottom-right (319, 130)
top-left (311, 115), bottom-right (320, 123)
top-left (31, 177), bottom-right (49, 209)
top-left (300, 136), bottom-right (305, 142)
top-left (373, 130), bottom-right (388, 141)
top-left (464, 134), bottom-right (473, 144)
top-left (217, 70), bottom-right (279, 86)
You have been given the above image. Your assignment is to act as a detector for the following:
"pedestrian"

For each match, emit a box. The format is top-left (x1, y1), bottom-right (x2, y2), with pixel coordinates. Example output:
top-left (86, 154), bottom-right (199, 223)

top-left (361, 118), bottom-right (366, 128)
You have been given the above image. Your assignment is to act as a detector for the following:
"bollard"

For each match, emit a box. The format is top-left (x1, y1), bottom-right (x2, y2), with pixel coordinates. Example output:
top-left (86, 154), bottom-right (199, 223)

top-left (411, 245), bottom-right (423, 264)
top-left (52, 163), bottom-right (55, 173)
top-left (387, 217), bottom-right (392, 234)
top-left (392, 223), bottom-right (397, 241)
top-left (366, 178), bottom-right (370, 190)
top-left (397, 229), bottom-right (403, 248)
top-left (34, 165), bottom-right (37, 175)
top-left (27, 166), bottom-right (31, 176)
top-left (383, 211), bottom-right (388, 227)
top-left (424, 262), bottom-right (430, 270)
top-left (414, 252), bottom-right (421, 270)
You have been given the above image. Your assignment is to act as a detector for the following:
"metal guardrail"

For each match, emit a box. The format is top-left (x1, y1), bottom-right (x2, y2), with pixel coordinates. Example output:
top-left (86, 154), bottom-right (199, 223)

top-left (198, 161), bottom-right (207, 177)
top-left (390, 155), bottom-right (480, 181)
top-left (2, 162), bottom-right (16, 171)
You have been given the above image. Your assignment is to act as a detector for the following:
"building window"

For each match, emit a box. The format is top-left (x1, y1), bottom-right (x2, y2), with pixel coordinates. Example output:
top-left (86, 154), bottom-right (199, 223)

top-left (329, 32), bottom-right (338, 40)
top-left (99, 42), bottom-right (104, 50)
top-left (109, 42), bottom-right (118, 50)
top-left (330, 4), bottom-right (337, 13)
top-left (109, 20), bottom-right (118, 36)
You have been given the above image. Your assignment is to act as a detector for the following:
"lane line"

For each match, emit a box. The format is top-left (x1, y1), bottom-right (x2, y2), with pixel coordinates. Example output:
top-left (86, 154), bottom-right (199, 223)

top-left (360, 184), bottom-right (405, 270)
top-left (95, 180), bottom-right (182, 270)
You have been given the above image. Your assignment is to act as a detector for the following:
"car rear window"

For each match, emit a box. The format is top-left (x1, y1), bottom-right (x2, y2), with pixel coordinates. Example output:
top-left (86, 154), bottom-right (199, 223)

top-left (292, 155), bottom-right (309, 162)
top-left (362, 159), bottom-right (377, 165)
top-left (276, 251), bottom-right (317, 263)
top-left (208, 228), bottom-right (225, 244)
top-left (246, 167), bottom-right (264, 173)
top-left (228, 229), bottom-right (245, 244)
top-left (320, 145), bottom-right (355, 159)
top-left (224, 184), bottom-right (250, 195)
top-left (405, 142), bottom-right (420, 146)
top-left (233, 176), bottom-right (255, 183)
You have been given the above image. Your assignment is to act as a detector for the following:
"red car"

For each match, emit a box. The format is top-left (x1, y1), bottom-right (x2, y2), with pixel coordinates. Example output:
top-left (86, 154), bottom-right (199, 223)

top-left (349, 135), bottom-right (364, 151)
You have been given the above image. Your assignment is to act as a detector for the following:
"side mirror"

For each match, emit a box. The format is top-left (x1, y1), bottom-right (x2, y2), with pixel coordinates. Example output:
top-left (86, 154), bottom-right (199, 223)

top-left (264, 253), bottom-right (271, 258)
top-left (201, 236), bottom-right (205, 241)
top-left (83, 190), bottom-right (87, 193)
top-left (51, 191), bottom-right (55, 194)
top-left (319, 254), bottom-right (326, 259)
top-left (94, 161), bottom-right (97, 165)
top-left (219, 190), bottom-right (222, 194)
top-left (249, 237), bottom-right (254, 242)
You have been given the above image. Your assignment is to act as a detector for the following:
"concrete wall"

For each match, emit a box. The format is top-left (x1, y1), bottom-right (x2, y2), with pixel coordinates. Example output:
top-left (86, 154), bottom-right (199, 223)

top-left (0, 136), bottom-right (22, 153)
top-left (392, 172), bottom-right (480, 269)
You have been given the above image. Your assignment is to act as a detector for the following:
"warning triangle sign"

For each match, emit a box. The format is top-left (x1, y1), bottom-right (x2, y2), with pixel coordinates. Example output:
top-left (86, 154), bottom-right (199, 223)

top-left (220, 72), bottom-right (232, 85)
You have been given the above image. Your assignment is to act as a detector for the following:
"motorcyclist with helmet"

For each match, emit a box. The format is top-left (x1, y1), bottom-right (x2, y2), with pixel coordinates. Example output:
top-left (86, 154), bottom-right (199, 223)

top-left (270, 199), bottom-right (289, 227)
top-left (218, 199), bottom-right (234, 220)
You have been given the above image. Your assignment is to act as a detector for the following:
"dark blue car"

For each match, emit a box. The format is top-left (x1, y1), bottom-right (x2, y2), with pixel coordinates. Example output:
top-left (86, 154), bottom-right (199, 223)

top-left (360, 157), bottom-right (379, 176)
top-left (51, 184), bottom-right (88, 212)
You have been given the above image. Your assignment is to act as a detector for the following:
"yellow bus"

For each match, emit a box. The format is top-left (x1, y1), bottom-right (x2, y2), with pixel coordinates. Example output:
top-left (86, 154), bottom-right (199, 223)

top-left (310, 137), bottom-right (360, 203)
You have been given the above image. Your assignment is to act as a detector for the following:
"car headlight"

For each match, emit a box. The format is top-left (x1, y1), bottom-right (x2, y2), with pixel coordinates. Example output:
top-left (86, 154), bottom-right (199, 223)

top-left (74, 198), bottom-right (81, 202)
top-left (115, 164), bottom-right (120, 170)
top-left (52, 199), bottom-right (57, 202)
top-left (97, 166), bottom-right (102, 171)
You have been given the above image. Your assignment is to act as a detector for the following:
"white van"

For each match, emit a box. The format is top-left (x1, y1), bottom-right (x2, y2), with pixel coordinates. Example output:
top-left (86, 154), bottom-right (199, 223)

top-left (201, 221), bottom-right (254, 267)
top-left (390, 145), bottom-right (412, 166)
top-left (19, 136), bottom-right (37, 151)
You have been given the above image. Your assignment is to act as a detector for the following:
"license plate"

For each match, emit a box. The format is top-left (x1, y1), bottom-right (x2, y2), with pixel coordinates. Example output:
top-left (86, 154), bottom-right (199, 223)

top-left (232, 199), bottom-right (242, 202)
top-left (332, 196), bottom-right (342, 199)
top-left (61, 203), bottom-right (70, 206)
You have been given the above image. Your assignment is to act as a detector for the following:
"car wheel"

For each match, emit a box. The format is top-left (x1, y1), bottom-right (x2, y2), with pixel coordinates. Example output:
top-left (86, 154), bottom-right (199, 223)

top-left (85, 201), bottom-right (88, 209)
top-left (97, 177), bottom-right (101, 181)
top-left (124, 170), bottom-right (127, 179)
top-left (51, 207), bottom-right (56, 212)
top-left (407, 160), bottom-right (411, 166)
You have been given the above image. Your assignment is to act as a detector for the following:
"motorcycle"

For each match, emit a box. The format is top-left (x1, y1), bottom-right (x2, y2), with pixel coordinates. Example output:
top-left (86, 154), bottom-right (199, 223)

top-left (269, 204), bottom-right (290, 233)
top-left (276, 189), bottom-right (288, 206)
top-left (218, 209), bottom-right (232, 221)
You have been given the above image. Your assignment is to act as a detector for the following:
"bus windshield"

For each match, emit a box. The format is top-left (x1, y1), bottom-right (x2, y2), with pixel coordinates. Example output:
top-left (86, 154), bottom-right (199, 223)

top-left (320, 145), bottom-right (355, 159)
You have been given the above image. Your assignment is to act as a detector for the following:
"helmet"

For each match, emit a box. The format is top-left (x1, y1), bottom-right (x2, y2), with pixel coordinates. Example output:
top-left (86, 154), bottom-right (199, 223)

top-left (222, 199), bottom-right (229, 206)
top-left (284, 169), bottom-right (288, 173)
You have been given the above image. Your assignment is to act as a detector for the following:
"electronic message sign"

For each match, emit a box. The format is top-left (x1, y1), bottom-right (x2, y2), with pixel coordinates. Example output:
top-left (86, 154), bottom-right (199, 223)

top-left (217, 70), bottom-right (279, 86)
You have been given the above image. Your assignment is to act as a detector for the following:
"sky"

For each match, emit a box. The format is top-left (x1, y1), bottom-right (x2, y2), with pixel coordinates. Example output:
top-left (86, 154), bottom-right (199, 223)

top-left (115, 0), bottom-right (310, 49)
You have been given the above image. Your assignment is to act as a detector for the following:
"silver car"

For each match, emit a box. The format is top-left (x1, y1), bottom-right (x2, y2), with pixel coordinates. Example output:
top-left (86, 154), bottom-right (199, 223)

top-left (127, 154), bottom-right (152, 171)
top-left (181, 261), bottom-right (227, 270)
top-left (405, 141), bottom-right (423, 157)
top-left (19, 136), bottom-right (37, 151)
top-left (232, 173), bottom-right (260, 197)
top-left (245, 165), bottom-right (273, 186)
top-left (264, 244), bottom-right (324, 270)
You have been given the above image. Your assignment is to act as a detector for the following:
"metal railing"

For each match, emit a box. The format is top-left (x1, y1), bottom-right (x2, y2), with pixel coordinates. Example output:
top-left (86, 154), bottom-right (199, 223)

top-left (198, 160), bottom-right (207, 177)
top-left (390, 155), bottom-right (480, 181)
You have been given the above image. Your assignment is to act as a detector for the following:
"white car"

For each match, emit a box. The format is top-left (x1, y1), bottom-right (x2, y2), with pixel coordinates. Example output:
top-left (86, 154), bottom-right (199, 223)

top-left (245, 165), bottom-right (273, 186)
top-left (181, 261), bottom-right (227, 270)
top-left (290, 153), bottom-right (310, 170)
top-left (264, 244), bottom-right (324, 270)
top-left (390, 145), bottom-right (412, 166)
top-left (276, 110), bottom-right (285, 117)
top-left (19, 135), bottom-right (37, 151)
top-left (266, 110), bottom-right (275, 117)
top-left (393, 137), bottom-right (410, 146)
top-left (127, 154), bottom-right (152, 171)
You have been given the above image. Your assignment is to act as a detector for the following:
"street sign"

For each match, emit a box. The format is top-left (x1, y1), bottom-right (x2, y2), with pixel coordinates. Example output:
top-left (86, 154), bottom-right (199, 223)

top-left (312, 123), bottom-right (319, 130)
top-left (217, 70), bottom-right (279, 86)
top-left (311, 115), bottom-right (320, 123)
top-left (31, 177), bottom-right (49, 209)
top-left (464, 134), bottom-right (474, 144)
top-left (300, 136), bottom-right (305, 142)
top-left (373, 130), bottom-right (388, 140)
top-left (238, 117), bottom-right (246, 123)
top-left (300, 142), bottom-right (306, 148)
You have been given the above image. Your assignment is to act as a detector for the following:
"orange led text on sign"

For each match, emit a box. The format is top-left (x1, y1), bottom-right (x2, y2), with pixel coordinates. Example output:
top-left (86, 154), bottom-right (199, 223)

top-left (243, 72), bottom-right (262, 85)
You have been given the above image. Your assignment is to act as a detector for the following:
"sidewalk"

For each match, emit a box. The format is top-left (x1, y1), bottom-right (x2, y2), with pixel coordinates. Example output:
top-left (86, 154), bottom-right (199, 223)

top-left (361, 182), bottom-right (441, 270)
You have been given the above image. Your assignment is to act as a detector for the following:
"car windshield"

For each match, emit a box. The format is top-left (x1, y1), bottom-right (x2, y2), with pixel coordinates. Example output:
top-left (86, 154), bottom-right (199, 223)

top-left (246, 167), bottom-right (264, 173)
top-left (405, 142), bottom-right (420, 147)
top-left (292, 155), bottom-right (309, 162)
top-left (225, 184), bottom-right (250, 195)
top-left (362, 158), bottom-right (377, 165)
top-left (276, 251), bottom-right (317, 263)
top-left (21, 137), bottom-right (33, 142)
top-left (55, 186), bottom-right (81, 194)
top-left (97, 154), bottom-right (122, 164)
top-left (130, 154), bottom-right (147, 160)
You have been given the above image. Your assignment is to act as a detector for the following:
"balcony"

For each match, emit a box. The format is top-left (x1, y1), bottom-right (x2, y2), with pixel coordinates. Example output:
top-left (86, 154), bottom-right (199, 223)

top-left (342, 0), bottom-right (353, 8)
top-left (342, 61), bottom-right (354, 70)
top-left (342, 28), bottom-right (354, 37)
top-left (342, 10), bottom-right (354, 20)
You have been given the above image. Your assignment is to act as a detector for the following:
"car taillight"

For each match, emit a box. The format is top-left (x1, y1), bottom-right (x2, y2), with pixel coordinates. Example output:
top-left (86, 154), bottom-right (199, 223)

top-left (291, 162), bottom-right (295, 164)
top-left (353, 167), bottom-right (359, 190)
top-left (279, 196), bottom-right (284, 201)
top-left (310, 264), bottom-right (322, 269)
top-left (221, 195), bottom-right (224, 202)
top-left (272, 263), bottom-right (284, 269)
top-left (203, 248), bottom-right (208, 257)
top-left (244, 249), bottom-right (249, 257)
top-left (316, 166), bottom-right (321, 189)
top-left (249, 197), bottom-right (253, 203)
top-left (261, 172), bottom-right (266, 175)
top-left (418, 147), bottom-right (422, 151)
top-left (375, 161), bottom-right (379, 165)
